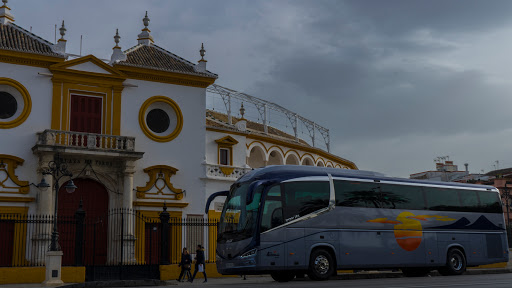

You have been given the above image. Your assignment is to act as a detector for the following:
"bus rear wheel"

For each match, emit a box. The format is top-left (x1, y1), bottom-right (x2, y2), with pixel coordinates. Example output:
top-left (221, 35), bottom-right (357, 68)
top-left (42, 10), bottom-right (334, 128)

top-left (438, 248), bottom-right (466, 276)
top-left (401, 267), bottom-right (431, 277)
top-left (270, 271), bottom-right (295, 282)
top-left (308, 248), bottom-right (335, 281)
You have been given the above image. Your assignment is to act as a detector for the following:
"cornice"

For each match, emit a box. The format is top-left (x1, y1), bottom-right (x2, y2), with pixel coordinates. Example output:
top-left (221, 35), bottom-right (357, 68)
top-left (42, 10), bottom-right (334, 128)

top-left (115, 65), bottom-right (216, 88)
top-left (0, 49), bottom-right (64, 68)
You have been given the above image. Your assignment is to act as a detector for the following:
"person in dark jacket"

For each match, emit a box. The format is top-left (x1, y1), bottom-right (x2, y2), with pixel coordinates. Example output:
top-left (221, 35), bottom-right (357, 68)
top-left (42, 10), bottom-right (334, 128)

top-left (177, 247), bottom-right (192, 282)
top-left (190, 244), bottom-right (207, 283)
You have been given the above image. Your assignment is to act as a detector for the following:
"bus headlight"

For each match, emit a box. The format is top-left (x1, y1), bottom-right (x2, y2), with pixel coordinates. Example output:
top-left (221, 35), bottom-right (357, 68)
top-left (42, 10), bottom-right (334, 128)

top-left (240, 248), bottom-right (257, 258)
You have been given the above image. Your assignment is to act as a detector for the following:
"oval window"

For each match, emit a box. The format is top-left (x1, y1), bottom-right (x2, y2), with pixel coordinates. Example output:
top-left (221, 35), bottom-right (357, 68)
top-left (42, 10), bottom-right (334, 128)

top-left (146, 108), bottom-right (170, 133)
top-left (0, 91), bottom-right (18, 119)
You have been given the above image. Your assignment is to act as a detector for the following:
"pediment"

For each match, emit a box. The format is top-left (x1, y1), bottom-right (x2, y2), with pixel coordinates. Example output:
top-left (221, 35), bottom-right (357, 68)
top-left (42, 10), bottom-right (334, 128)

top-left (50, 55), bottom-right (125, 78)
top-left (215, 135), bottom-right (239, 146)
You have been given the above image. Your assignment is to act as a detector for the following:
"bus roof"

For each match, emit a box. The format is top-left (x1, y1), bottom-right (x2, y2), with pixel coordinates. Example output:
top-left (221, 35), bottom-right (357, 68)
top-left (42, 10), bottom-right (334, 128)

top-left (236, 165), bottom-right (497, 191)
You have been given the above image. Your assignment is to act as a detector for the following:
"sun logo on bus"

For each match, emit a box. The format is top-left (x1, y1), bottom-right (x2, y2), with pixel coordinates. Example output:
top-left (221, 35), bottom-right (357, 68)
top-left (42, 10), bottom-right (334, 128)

top-left (367, 212), bottom-right (455, 251)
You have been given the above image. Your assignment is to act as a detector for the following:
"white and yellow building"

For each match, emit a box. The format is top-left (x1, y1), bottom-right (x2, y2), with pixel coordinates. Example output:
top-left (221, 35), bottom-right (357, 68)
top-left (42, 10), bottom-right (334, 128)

top-left (0, 1), bottom-right (356, 283)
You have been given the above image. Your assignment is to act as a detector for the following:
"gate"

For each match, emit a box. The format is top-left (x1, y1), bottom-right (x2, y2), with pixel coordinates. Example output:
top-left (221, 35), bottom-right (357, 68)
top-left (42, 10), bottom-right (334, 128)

top-left (73, 207), bottom-right (169, 281)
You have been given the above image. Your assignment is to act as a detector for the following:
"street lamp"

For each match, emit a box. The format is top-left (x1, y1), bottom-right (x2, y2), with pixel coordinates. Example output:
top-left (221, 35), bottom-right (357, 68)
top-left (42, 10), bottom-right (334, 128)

top-left (37, 154), bottom-right (77, 251)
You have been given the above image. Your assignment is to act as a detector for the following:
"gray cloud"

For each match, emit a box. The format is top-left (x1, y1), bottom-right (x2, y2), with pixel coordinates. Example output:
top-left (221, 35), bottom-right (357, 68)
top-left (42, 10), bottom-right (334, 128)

top-left (10, 0), bottom-right (512, 177)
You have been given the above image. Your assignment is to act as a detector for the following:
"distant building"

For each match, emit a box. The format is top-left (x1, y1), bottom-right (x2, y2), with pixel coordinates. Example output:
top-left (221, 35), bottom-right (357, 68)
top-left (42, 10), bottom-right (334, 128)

top-left (410, 160), bottom-right (469, 182)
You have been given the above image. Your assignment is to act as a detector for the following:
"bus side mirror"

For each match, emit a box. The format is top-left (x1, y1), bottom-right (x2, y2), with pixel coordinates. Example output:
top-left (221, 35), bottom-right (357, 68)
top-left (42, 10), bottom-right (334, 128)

top-left (205, 191), bottom-right (229, 214)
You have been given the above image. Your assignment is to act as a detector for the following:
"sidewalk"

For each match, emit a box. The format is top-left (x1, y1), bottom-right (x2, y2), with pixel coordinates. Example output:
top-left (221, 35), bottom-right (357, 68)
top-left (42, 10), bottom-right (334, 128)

top-left (1, 268), bottom-right (511, 288)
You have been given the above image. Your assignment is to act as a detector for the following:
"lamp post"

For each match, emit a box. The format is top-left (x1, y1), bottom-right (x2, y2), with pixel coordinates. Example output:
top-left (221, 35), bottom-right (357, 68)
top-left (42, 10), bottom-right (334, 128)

top-left (37, 154), bottom-right (77, 251)
top-left (501, 183), bottom-right (511, 245)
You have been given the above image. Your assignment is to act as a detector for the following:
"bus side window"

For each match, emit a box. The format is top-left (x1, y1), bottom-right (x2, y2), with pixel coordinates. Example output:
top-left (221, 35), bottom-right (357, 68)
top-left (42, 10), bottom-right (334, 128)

top-left (334, 180), bottom-right (380, 208)
top-left (477, 191), bottom-right (502, 213)
top-left (459, 190), bottom-right (480, 212)
top-left (283, 181), bottom-right (330, 219)
top-left (260, 185), bottom-right (284, 233)
top-left (425, 187), bottom-right (461, 211)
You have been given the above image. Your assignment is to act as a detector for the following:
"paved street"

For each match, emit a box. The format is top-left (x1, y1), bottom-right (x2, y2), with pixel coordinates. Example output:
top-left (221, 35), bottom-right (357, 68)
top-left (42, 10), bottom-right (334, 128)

top-left (166, 273), bottom-right (512, 288)
top-left (3, 272), bottom-right (512, 288)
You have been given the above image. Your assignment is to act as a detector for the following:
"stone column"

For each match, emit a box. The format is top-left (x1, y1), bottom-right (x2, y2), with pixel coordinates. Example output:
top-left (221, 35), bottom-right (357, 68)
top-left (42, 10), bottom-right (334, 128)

top-left (33, 153), bottom-right (54, 265)
top-left (38, 153), bottom-right (54, 215)
top-left (121, 160), bottom-right (136, 264)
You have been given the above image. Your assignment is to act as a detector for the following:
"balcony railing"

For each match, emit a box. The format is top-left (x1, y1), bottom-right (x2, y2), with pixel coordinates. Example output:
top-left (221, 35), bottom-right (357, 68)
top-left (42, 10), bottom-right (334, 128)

top-left (205, 163), bottom-right (251, 180)
top-left (36, 129), bottom-right (136, 152)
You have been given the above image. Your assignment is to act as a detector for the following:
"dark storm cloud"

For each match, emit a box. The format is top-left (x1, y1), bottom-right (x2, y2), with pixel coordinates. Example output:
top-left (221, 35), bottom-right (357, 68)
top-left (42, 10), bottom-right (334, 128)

top-left (311, 0), bottom-right (512, 36)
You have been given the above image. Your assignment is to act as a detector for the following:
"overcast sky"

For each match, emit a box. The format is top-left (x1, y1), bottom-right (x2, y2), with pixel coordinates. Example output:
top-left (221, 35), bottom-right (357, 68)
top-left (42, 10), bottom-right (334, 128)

top-left (10, 0), bottom-right (512, 177)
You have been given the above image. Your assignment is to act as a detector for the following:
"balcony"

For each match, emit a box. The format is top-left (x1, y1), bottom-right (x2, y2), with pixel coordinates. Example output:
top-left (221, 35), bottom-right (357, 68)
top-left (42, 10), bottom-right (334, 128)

top-left (32, 129), bottom-right (144, 159)
top-left (204, 163), bottom-right (252, 181)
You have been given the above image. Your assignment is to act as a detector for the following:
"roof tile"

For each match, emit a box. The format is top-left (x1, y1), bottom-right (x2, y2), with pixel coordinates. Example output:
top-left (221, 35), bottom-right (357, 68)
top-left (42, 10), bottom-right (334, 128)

top-left (0, 23), bottom-right (63, 57)
top-left (115, 44), bottom-right (217, 78)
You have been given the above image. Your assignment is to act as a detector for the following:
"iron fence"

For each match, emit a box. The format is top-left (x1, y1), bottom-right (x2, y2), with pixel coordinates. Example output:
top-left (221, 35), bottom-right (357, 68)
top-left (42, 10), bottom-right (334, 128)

top-left (0, 208), bottom-right (220, 273)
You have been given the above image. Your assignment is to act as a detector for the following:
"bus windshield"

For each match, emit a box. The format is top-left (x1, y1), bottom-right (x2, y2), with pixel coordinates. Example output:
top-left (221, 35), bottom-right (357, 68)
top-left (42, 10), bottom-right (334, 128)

top-left (218, 182), bottom-right (263, 243)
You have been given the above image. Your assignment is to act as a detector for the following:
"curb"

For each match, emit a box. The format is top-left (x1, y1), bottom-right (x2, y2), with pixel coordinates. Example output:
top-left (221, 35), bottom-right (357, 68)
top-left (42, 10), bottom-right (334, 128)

top-left (330, 268), bottom-right (512, 280)
top-left (58, 279), bottom-right (173, 288)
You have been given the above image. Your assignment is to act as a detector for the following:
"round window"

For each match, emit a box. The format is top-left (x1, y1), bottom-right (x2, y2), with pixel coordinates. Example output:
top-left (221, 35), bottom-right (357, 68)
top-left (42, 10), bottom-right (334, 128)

top-left (0, 78), bottom-right (31, 129)
top-left (0, 92), bottom-right (17, 119)
top-left (139, 96), bottom-right (183, 142)
top-left (146, 108), bottom-right (170, 133)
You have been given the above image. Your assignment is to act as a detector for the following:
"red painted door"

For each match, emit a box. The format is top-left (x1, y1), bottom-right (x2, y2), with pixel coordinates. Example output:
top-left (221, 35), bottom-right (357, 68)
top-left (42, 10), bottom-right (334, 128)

top-left (70, 95), bottom-right (102, 133)
top-left (70, 95), bottom-right (102, 147)
top-left (0, 220), bottom-right (14, 266)
top-left (145, 223), bottom-right (161, 264)
top-left (58, 178), bottom-right (109, 265)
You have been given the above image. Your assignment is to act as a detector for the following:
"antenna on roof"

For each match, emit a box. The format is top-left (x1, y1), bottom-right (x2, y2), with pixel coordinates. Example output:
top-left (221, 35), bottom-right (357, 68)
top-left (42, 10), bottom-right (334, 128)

top-left (54, 24), bottom-right (57, 43)
top-left (30, 26), bottom-right (32, 32)
top-left (80, 35), bottom-right (83, 56)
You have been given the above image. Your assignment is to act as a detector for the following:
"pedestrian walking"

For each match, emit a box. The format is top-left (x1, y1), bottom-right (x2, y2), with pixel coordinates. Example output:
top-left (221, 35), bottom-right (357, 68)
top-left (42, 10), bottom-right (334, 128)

top-left (177, 247), bottom-right (192, 282)
top-left (190, 244), bottom-right (207, 283)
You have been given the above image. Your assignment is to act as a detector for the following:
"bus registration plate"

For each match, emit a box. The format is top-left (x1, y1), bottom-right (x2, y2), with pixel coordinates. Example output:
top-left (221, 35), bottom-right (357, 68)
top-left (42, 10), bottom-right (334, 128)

top-left (225, 263), bottom-right (234, 268)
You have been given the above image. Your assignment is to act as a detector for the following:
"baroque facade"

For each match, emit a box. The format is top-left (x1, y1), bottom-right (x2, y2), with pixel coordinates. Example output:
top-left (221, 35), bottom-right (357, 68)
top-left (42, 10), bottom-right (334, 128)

top-left (0, 0), bottom-right (356, 278)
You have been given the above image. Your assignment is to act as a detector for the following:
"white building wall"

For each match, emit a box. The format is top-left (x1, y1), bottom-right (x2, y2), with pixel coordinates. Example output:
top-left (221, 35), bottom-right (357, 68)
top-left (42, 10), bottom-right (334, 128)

top-left (0, 62), bottom-right (55, 213)
top-left (120, 79), bottom-right (206, 215)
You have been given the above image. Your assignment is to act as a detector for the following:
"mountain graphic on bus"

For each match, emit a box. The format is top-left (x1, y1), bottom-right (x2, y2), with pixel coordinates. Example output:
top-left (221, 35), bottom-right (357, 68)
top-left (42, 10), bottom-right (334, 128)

top-left (367, 211), bottom-right (456, 251)
top-left (429, 215), bottom-right (503, 230)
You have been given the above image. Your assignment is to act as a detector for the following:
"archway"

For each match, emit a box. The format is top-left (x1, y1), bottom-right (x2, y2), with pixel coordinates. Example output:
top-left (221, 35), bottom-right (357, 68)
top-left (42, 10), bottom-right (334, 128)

top-left (267, 150), bottom-right (283, 166)
top-left (58, 178), bottom-right (109, 265)
top-left (248, 146), bottom-right (266, 168)
top-left (285, 154), bottom-right (299, 165)
top-left (302, 157), bottom-right (314, 166)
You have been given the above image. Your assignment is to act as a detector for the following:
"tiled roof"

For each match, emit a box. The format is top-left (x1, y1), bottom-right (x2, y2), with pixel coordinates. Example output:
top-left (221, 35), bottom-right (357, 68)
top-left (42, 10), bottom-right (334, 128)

top-left (206, 110), bottom-right (310, 146)
top-left (0, 23), bottom-right (64, 57)
top-left (115, 44), bottom-right (217, 78)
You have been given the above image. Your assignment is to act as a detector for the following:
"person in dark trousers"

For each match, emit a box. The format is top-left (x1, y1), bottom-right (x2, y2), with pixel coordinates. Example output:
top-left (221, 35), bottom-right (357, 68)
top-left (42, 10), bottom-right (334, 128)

top-left (177, 247), bottom-right (192, 282)
top-left (190, 244), bottom-right (207, 283)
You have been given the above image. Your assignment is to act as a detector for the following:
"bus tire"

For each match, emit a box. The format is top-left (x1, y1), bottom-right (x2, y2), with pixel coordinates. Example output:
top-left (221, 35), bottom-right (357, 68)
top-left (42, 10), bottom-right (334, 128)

top-left (401, 267), bottom-right (431, 277)
top-left (270, 271), bottom-right (295, 282)
top-left (438, 248), bottom-right (466, 276)
top-left (308, 248), bottom-right (335, 281)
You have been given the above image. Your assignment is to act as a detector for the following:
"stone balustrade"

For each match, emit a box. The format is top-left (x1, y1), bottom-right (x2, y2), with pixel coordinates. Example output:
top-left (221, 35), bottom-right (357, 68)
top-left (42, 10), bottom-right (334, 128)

top-left (36, 129), bottom-right (136, 152)
top-left (205, 163), bottom-right (252, 180)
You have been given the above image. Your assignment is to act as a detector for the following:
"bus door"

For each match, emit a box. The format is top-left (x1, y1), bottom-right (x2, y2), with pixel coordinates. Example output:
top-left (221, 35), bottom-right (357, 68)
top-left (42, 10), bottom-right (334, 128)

top-left (259, 185), bottom-right (286, 270)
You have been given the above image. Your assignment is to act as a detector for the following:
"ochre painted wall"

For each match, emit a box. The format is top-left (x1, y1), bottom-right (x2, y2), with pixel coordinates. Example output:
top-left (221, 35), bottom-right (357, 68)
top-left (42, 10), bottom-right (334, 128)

top-left (0, 266), bottom-right (85, 284)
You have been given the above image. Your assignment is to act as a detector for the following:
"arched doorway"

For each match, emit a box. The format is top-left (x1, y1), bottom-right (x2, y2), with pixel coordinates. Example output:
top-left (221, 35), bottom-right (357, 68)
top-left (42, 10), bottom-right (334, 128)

top-left (58, 178), bottom-right (109, 265)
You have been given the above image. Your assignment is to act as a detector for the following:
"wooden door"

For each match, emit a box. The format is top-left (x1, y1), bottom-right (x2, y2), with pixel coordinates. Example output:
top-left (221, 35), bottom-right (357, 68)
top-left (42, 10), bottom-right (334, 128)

top-left (58, 178), bottom-right (109, 265)
top-left (70, 95), bottom-right (102, 147)
top-left (70, 95), bottom-right (102, 133)
top-left (0, 220), bottom-right (14, 266)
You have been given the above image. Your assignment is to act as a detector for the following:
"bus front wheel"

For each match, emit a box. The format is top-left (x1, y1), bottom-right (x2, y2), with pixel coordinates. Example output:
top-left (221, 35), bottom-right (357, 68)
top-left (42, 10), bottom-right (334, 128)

top-left (308, 248), bottom-right (335, 281)
top-left (270, 271), bottom-right (295, 282)
top-left (438, 248), bottom-right (466, 276)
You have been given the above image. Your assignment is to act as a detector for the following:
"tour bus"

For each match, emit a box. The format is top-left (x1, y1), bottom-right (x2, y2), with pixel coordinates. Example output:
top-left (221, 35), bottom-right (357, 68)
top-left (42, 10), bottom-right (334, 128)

top-left (205, 165), bottom-right (509, 281)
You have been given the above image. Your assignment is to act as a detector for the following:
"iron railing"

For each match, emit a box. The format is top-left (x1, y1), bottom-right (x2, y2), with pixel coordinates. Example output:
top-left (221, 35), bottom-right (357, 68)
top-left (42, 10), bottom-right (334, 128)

top-left (0, 208), bottom-right (220, 269)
